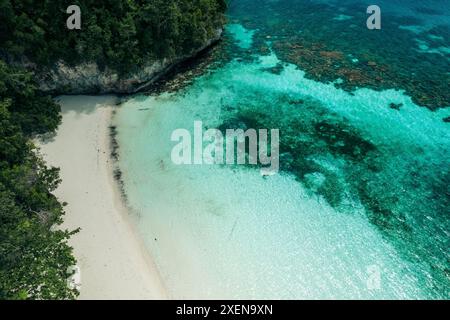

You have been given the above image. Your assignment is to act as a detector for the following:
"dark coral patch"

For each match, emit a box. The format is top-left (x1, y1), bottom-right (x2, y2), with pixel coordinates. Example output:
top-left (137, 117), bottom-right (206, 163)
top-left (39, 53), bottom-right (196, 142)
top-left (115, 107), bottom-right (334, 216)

top-left (389, 103), bottom-right (403, 110)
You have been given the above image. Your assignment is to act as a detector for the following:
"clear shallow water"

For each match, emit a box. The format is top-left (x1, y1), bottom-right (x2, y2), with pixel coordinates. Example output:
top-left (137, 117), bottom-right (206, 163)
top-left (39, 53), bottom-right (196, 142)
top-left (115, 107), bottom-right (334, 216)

top-left (116, 1), bottom-right (449, 299)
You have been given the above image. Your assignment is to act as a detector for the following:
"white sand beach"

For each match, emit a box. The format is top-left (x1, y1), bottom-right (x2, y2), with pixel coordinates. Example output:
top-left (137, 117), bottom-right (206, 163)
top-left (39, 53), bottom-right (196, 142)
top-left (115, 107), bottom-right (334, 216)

top-left (37, 95), bottom-right (167, 300)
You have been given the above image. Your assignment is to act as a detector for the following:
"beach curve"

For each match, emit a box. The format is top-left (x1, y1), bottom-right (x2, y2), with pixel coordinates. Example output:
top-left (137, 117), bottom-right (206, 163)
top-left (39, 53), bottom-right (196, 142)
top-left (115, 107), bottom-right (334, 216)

top-left (37, 95), bottom-right (167, 300)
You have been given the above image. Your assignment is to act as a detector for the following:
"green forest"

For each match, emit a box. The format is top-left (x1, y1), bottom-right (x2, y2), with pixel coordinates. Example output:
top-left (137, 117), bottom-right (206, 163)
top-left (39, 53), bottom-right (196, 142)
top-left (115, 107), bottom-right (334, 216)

top-left (0, 0), bottom-right (226, 299)
top-left (0, 0), bottom-right (226, 72)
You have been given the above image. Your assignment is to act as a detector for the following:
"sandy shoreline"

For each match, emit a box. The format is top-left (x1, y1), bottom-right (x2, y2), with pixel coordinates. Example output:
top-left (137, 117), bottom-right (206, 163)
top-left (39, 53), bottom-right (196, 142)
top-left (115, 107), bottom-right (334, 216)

top-left (38, 95), bottom-right (167, 300)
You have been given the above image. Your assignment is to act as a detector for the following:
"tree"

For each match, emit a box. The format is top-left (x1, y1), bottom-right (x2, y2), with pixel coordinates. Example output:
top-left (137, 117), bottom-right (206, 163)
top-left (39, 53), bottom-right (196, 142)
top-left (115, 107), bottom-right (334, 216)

top-left (0, 60), bottom-right (78, 299)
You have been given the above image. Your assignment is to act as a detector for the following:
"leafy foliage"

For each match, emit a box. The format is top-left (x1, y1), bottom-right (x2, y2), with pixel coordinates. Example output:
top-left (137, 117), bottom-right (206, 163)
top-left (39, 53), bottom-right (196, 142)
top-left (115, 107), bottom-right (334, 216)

top-left (0, 61), bottom-right (77, 300)
top-left (0, 0), bottom-right (227, 73)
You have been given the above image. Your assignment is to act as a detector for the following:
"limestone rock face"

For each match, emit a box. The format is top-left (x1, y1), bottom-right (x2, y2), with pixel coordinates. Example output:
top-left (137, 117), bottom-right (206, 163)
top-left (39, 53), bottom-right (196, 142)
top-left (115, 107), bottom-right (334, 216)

top-left (36, 29), bottom-right (222, 94)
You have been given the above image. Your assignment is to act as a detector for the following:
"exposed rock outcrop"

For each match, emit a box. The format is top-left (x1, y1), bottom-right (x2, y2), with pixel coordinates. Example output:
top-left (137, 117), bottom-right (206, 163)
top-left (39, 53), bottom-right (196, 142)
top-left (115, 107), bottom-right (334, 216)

top-left (35, 29), bottom-right (222, 95)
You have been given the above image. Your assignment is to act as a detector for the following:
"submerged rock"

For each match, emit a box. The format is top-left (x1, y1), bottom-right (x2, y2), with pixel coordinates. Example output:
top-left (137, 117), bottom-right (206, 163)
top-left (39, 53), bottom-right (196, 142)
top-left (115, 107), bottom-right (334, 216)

top-left (389, 102), bottom-right (404, 110)
top-left (314, 121), bottom-right (376, 161)
top-left (304, 172), bottom-right (326, 192)
top-left (260, 62), bottom-right (284, 75)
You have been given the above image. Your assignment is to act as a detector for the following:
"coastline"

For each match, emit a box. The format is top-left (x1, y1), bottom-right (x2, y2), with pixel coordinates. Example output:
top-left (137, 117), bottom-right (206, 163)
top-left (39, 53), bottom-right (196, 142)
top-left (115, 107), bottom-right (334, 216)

top-left (37, 95), bottom-right (167, 300)
top-left (110, 52), bottom-right (437, 299)
top-left (33, 30), bottom-right (223, 95)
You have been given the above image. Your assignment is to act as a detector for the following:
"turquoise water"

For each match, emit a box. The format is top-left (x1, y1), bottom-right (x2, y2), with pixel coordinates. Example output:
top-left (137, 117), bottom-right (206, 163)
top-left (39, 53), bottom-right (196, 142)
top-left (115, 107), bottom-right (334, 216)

top-left (116, 1), bottom-right (449, 299)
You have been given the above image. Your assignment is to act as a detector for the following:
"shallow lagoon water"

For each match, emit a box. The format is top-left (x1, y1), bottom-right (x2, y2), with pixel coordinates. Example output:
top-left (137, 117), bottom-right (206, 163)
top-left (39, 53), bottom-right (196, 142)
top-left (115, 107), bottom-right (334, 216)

top-left (115, 1), bottom-right (449, 299)
top-left (116, 51), bottom-right (448, 299)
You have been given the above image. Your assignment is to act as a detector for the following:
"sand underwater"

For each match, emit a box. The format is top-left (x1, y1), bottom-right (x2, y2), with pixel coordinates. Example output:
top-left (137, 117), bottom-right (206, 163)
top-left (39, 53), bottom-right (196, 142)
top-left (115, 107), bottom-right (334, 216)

top-left (114, 0), bottom-right (450, 299)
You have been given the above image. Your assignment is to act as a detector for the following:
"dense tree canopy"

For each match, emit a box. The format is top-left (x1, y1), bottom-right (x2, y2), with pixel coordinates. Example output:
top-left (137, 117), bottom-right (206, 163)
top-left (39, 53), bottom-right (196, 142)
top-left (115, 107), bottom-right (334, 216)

top-left (0, 0), bottom-right (227, 73)
top-left (0, 60), bottom-right (78, 299)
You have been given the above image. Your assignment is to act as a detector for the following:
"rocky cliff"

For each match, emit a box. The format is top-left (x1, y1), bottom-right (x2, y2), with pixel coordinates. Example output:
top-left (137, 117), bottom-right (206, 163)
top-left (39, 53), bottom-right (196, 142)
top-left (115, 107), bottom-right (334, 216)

top-left (35, 29), bottom-right (222, 95)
